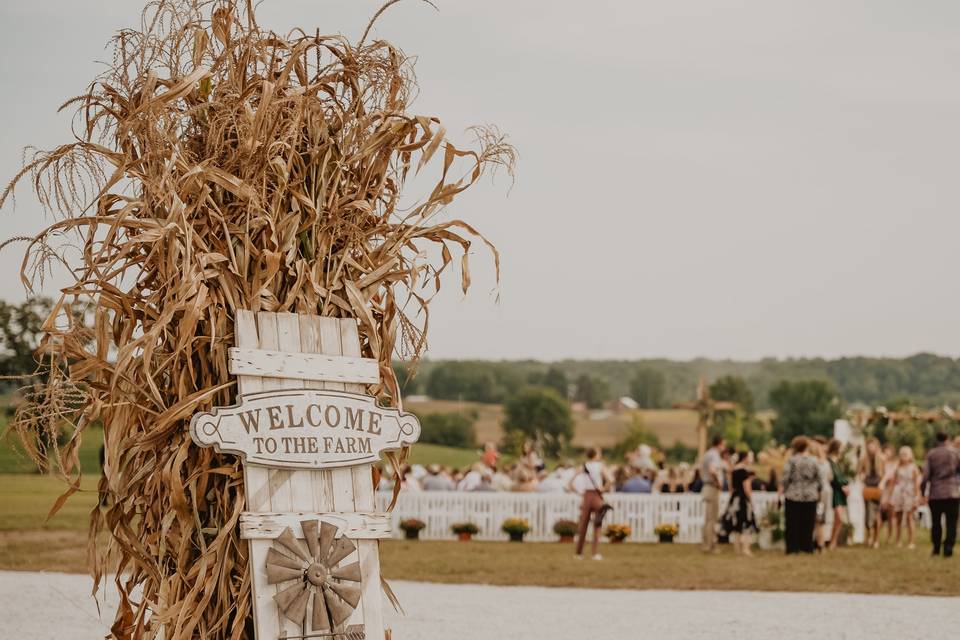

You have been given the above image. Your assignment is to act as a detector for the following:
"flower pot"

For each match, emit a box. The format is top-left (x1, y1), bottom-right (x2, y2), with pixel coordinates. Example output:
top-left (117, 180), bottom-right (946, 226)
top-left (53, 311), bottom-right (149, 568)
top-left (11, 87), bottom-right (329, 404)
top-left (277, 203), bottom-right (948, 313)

top-left (559, 535), bottom-right (574, 544)
top-left (508, 531), bottom-right (525, 542)
top-left (658, 533), bottom-right (674, 543)
top-left (610, 537), bottom-right (625, 544)
top-left (457, 532), bottom-right (473, 542)
top-left (757, 528), bottom-right (785, 551)
top-left (404, 529), bottom-right (420, 540)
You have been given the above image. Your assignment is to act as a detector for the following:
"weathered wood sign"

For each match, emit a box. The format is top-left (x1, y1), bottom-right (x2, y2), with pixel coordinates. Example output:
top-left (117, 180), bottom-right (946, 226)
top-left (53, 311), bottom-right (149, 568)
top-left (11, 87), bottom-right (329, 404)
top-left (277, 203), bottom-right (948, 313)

top-left (190, 310), bottom-right (419, 640)
top-left (190, 389), bottom-right (420, 468)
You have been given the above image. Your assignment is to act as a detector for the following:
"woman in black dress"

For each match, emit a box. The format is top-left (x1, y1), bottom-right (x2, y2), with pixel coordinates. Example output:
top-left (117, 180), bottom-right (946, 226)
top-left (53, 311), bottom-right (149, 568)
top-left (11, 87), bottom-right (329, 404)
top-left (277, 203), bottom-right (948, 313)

top-left (719, 451), bottom-right (759, 555)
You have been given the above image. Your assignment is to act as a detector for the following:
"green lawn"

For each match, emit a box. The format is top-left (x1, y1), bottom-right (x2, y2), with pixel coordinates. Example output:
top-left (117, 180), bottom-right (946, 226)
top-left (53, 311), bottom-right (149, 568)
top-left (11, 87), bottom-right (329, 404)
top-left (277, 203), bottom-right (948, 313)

top-left (0, 474), bottom-right (99, 531)
top-left (404, 442), bottom-right (482, 469)
top-left (0, 411), bottom-right (104, 475)
top-left (380, 538), bottom-right (958, 596)
top-left (1, 474), bottom-right (956, 596)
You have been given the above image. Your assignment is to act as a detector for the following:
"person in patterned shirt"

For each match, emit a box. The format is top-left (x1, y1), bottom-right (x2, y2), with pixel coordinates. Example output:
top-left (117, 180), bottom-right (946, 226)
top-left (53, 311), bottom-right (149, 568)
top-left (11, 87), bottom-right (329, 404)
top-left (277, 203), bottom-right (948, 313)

top-left (781, 436), bottom-right (823, 554)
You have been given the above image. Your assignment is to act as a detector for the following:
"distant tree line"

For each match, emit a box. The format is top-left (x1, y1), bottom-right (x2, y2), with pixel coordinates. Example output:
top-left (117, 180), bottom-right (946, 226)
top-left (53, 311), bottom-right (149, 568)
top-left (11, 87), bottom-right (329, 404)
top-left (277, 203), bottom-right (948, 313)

top-left (395, 357), bottom-right (960, 457)
top-left (397, 355), bottom-right (960, 410)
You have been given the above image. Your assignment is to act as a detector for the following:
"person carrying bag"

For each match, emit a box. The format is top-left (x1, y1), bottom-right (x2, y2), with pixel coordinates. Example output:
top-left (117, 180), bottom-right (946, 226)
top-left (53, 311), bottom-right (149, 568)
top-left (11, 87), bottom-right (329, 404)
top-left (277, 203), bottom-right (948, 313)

top-left (569, 448), bottom-right (614, 560)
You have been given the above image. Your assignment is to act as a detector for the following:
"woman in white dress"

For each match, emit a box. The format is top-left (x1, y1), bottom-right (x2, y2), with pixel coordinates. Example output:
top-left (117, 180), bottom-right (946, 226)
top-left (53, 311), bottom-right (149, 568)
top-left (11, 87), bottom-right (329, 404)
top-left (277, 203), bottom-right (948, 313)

top-left (889, 446), bottom-right (921, 549)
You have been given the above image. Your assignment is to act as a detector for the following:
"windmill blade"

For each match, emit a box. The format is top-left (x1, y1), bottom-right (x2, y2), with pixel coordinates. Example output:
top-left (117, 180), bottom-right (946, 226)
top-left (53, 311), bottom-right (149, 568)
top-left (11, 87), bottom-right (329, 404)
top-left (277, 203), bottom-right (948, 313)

top-left (284, 587), bottom-right (311, 625)
top-left (267, 563), bottom-right (305, 585)
top-left (329, 582), bottom-right (362, 608)
top-left (276, 527), bottom-right (312, 562)
top-left (274, 582), bottom-right (305, 612)
top-left (324, 586), bottom-right (356, 628)
top-left (318, 521), bottom-right (337, 561)
top-left (312, 590), bottom-right (331, 632)
top-left (326, 536), bottom-right (356, 566)
top-left (301, 519), bottom-right (320, 560)
top-left (331, 561), bottom-right (362, 582)
top-left (342, 626), bottom-right (366, 640)
top-left (714, 402), bottom-right (737, 411)
top-left (266, 547), bottom-right (307, 572)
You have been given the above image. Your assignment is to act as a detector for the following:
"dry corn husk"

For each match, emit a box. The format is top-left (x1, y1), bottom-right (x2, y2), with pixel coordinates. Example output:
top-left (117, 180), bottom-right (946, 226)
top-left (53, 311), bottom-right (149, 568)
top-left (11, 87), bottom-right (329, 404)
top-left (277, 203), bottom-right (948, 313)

top-left (1, 1), bottom-right (514, 637)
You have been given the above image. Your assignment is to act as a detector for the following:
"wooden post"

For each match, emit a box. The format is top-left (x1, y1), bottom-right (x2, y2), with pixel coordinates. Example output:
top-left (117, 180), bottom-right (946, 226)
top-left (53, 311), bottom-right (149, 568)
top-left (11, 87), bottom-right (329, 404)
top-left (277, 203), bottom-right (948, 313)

top-left (673, 377), bottom-right (736, 460)
top-left (193, 310), bottom-right (420, 640)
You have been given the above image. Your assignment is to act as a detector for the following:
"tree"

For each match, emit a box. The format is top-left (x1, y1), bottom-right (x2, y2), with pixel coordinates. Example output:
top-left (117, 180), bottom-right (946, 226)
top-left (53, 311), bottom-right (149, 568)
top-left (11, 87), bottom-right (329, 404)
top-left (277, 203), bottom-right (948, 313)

top-left (629, 368), bottom-right (665, 408)
top-left (542, 366), bottom-right (569, 399)
top-left (416, 411), bottom-right (477, 448)
top-left (424, 361), bottom-right (522, 403)
top-left (709, 375), bottom-right (755, 415)
top-left (392, 361), bottom-right (420, 396)
top-left (768, 380), bottom-right (842, 443)
top-left (0, 297), bottom-right (53, 379)
top-left (611, 414), bottom-right (661, 459)
top-left (574, 374), bottom-right (609, 409)
top-left (527, 366), bottom-right (569, 399)
top-left (503, 386), bottom-right (573, 456)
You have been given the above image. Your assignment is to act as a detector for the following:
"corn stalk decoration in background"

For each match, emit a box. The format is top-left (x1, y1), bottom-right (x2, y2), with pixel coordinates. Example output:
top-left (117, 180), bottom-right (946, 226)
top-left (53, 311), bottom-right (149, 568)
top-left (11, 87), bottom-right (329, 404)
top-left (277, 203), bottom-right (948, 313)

top-left (1, 0), bottom-right (514, 638)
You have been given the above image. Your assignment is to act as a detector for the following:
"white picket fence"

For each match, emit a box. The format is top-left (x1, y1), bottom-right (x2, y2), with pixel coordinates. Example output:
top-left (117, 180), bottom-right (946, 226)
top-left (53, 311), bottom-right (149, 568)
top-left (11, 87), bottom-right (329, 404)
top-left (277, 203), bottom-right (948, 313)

top-left (375, 490), bottom-right (782, 543)
top-left (375, 486), bottom-right (930, 543)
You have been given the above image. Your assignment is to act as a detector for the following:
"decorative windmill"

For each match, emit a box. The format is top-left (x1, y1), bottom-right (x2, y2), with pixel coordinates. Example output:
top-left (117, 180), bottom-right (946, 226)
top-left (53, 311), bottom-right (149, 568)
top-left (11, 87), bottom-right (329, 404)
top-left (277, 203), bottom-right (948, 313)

top-left (267, 520), bottom-right (363, 635)
top-left (674, 377), bottom-right (737, 460)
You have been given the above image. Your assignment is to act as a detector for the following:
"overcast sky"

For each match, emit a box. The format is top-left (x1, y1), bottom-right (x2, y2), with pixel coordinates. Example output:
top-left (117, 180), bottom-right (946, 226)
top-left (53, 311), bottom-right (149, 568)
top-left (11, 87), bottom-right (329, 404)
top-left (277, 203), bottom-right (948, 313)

top-left (2, 1), bottom-right (960, 361)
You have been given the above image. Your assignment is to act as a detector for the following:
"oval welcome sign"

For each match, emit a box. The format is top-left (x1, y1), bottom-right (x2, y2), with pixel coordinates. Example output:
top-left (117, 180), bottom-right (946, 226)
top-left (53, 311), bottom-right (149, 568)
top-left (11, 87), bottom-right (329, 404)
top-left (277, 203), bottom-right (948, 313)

top-left (190, 389), bottom-right (421, 469)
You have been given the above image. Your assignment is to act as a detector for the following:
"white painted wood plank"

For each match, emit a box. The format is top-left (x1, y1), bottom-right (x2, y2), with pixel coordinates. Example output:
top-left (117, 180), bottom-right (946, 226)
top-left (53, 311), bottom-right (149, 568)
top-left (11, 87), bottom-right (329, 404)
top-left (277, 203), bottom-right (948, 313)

top-left (339, 319), bottom-right (367, 395)
top-left (273, 312), bottom-right (306, 640)
top-left (239, 511), bottom-right (392, 539)
top-left (299, 316), bottom-right (334, 515)
top-left (353, 466), bottom-right (385, 640)
top-left (340, 318), bottom-right (383, 640)
top-left (236, 310), bottom-right (281, 639)
top-left (318, 318), bottom-right (364, 630)
top-left (255, 312), bottom-right (296, 639)
top-left (228, 347), bottom-right (380, 385)
top-left (318, 318), bottom-right (347, 393)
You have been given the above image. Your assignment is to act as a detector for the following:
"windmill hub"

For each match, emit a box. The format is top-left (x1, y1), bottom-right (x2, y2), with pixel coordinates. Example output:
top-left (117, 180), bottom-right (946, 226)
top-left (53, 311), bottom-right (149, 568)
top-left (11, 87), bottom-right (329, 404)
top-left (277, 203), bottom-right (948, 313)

top-left (306, 562), bottom-right (328, 586)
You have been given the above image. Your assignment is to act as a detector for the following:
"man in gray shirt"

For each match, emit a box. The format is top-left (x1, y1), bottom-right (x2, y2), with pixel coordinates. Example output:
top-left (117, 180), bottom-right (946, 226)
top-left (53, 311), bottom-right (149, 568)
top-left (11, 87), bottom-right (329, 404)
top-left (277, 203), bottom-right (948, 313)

top-left (700, 436), bottom-right (726, 552)
top-left (922, 432), bottom-right (960, 557)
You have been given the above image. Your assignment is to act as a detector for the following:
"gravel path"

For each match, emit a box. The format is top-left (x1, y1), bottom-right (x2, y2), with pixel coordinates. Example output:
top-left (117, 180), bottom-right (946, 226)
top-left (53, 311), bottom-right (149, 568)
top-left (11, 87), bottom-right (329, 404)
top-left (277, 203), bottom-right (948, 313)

top-left (1, 571), bottom-right (956, 639)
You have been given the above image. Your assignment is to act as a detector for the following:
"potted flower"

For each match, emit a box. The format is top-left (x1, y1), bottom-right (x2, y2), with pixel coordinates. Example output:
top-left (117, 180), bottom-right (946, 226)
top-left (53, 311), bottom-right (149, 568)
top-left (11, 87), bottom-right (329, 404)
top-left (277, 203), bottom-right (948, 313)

top-left (451, 522), bottom-right (480, 541)
top-left (604, 523), bottom-right (631, 543)
top-left (553, 519), bottom-right (578, 543)
top-left (501, 517), bottom-right (531, 542)
top-left (758, 505), bottom-right (785, 550)
top-left (654, 523), bottom-right (679, 543)
top-left (400, 518), bottom-right (426, 540)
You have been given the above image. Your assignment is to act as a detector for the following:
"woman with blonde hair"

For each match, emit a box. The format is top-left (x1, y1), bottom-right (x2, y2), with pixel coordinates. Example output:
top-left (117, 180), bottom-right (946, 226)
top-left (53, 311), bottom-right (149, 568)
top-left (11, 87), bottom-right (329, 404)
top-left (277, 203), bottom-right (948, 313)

top-left (857, 438), bottom-right (885, 548)
top-left (889, 446), bottom-right (921, 549)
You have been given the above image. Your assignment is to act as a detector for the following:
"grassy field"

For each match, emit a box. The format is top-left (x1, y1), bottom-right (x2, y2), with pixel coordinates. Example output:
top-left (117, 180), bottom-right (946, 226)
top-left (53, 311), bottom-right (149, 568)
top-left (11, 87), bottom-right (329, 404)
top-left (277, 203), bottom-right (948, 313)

top-left (1, 526), bottom-right (955, 596)
top-left (379, 539), bottom-right (958, 596)
top-left (0, 411), bottom-right (104, 475)
top-left (1, 475), bottom-right (955, 595)
top-left (406, 399), bottom-right (701, 449)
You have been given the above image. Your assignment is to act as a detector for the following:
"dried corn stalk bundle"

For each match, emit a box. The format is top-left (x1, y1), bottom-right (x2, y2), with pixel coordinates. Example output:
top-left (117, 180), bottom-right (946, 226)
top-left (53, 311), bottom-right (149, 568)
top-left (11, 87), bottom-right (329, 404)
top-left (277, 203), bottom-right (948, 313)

top-left (1, 1), bottom-right (514, 637)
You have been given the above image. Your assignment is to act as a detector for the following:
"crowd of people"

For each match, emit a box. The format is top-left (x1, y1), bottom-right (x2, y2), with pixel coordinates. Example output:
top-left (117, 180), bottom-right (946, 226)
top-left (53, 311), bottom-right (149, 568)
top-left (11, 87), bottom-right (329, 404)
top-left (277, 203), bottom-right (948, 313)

top-left (391, 441), bottom-right (775, 496)
top-left (388, 432), bottom-right (960, 559)
top-left (699, 431), bottom-right (960, 557)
